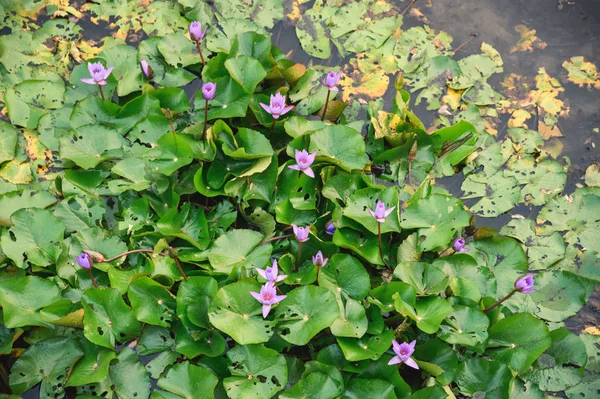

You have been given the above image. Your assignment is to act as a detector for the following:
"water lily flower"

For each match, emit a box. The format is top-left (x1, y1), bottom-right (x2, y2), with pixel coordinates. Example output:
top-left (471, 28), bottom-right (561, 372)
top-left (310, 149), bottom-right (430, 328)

top-left (312, 251), bottom-right (328, 267)
top-left (260, 92), bottom-right (294, 120)
top-left (80, 62), bottom-right (114, 86)
top-left (288, 149), bottom-right (317, 178)
top-left (388, 340), bottom-right (418, 369)
top-left (76, 253), bottom-right (92, 269)
top-left (325, 221), bottom-right (336, 236)
top-left (453, 238), bottom-right (469, 253)
top-left (256, 259), bottom-right (287, 283)
top-left (189, 21), bottom-right (207, 42)
top-left (140, 60), bottom-right (154, 80)
top-left (202, 82), bottom-right (216, 100)
top-left (250, 282), bottom-right (286, 318)
top-left (514, 273), bottom-right (536, 294)
top-left (320, 70), bottom-right (342, 91)
top-left (292, 224), bottom-right (310, 243)
top-left (368, 200), bottom-right (396, 223)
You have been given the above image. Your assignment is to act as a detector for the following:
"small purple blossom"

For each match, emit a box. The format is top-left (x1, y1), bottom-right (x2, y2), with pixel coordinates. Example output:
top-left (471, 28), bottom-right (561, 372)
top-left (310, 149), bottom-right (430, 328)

top-left (260, 92), bottom-right (294, 120)
top-left (140, 60), bottom-right (154, 79)
top-left (80, 62), bottom-right (114, 86)
top-left (250, 282), bottom-right (286, 318)
top-left (292, 224), bottom-right (310, 243)
top-left (514, 274), bottom-right (536, 294)
top-left (76, 253), bottom-right (92, 269)
top-left (325, 221), bottom-right (336, 236)
top-left (288, 149), bottom-right (317, 178)
top-left (312, 251), bottom-right (328, 268)
top-left (202, 82), bottom-right (216, 101)
top-left (320, 70), bottom-right (342, 92)
top-left (388, 340), bottom-right (418, 369)
top-left (256, 259), bottom-right (287, 283)
top-left (368, 200), bottom-right (396, 223)
top-left (453, 238), bottom-right (469, 253)
top-left (189, 21), bottom-right (207, 42)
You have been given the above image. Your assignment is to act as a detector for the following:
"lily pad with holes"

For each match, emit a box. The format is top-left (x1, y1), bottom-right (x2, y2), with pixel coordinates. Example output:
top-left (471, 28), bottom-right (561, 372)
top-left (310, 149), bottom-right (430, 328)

top-left (500, 219), bottom-right (565, 270)
top-left (461, 171), bottom-right (520, 217)
top-left (224, 344), bottom-right (288, 399)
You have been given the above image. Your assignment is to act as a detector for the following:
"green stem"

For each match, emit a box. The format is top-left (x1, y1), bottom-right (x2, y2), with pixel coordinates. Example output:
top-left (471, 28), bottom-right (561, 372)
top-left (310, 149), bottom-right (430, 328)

top-left (321, 90), bottom-right (331, 121)
top-left (484, 289), bottom-right (517, 313)
top-left (271, 119), bottom-right (276, 130)
top-left (377, 222), bottom-right (386, 267)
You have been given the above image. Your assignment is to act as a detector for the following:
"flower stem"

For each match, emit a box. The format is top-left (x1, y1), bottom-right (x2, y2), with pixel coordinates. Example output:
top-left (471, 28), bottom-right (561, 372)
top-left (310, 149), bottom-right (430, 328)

top-left (297, 241), bottom-right (303, 269)
top-left (377, 222), bottom-right (386, 267)
top-left (167, 109), bottom-right (176, 134)
top-left (203, 99), bottom-right (209, 139)
top-left (484, 289), bottom-right (517, 313)
top-left (97, 85), bottom-right (105, 101)
top-left (103, 249), bottom-right (155, 263)
top-left (173, 255), bottom-right (188, 280)
top-left (321, 90), bottom-right (331, 121)
top-left (316, 265), bottom-right (321, 282)
top-left (88, 268), bottom-right (99, 288)
top-left (271, 119), bottom-right (276, 130)
top-left (259, 234), bottom-right (292, 245)
top-left (195, 41), bottom-right (206, 66)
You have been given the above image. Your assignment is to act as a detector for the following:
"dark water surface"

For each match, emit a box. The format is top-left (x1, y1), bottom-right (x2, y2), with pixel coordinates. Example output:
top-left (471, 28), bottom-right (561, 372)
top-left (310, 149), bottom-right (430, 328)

top-left (7, 0), bottom-right (600, 397)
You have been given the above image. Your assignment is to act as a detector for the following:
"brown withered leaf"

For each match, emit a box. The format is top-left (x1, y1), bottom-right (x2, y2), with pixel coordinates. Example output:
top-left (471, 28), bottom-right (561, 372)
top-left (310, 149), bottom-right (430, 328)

top-left (510, 24), bottom-right (547, 53)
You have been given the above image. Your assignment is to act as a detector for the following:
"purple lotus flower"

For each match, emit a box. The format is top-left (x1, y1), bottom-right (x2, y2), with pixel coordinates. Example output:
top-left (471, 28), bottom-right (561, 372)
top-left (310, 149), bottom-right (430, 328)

top-left (368, 200), bottom-right (396, 223)
top-left (189, 21), bottom-right (207, 42)
top-left (325, 221), bottom-right (336, 236)
top-left (202, 82), bottom-right (216, 101)
top-left (514, 274), bottom-right (536, 294)
top-left (140, 60), bottom-right (153, 79)
top-left (250, 282), bottom-right (286, 318)
top-left (76, 253), bottom-right (92, 269)
top-left (260, 92), bottom-right (294, 120)
top-left (288, 149), bottom-right (317, 178)
top-left (256, 259), bottom-right (287, 283)
top-left (292, 224), bottom-right (310, 243)
top-left (312, 251), bottom-right (328, 267)
top-left (453, 238), bottom-right (469, 253)
top-left (80, 62), bottom-right (113, 86)
top-left (388, 340), bottom-right (418, 369)
top-left (320, 70), bottom-right (342, 92)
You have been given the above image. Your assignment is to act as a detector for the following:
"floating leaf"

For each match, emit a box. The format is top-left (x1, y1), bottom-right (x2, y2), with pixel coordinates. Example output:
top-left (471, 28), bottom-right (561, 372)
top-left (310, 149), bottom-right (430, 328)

top-left (562, 56), bottom-right (600, 89)
top-left (510, 25), bottom-right (547, 53)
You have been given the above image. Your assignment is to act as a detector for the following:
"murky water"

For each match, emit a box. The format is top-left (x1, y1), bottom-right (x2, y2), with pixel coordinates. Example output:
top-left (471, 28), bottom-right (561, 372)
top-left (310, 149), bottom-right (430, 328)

top-left (6, 0), bottom-right (600, 397)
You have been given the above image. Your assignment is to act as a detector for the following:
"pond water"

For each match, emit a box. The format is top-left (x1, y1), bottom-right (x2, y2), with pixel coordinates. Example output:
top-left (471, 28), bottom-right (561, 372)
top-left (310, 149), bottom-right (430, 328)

top-left (4, 0), bottom-right (600, 397)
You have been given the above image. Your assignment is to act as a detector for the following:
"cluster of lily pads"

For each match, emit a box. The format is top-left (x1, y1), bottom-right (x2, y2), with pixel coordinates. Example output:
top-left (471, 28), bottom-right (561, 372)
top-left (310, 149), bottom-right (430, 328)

top-left (0, 7), bottom-right (599, 399)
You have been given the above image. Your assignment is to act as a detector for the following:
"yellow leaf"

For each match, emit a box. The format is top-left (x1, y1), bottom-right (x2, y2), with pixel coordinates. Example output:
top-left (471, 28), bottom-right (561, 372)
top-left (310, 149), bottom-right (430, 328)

top-left (510, 24), bottom-right (547, 53)
top-left (582, 326), bottom-right (600, 336)
top-left (0, 161), bottom-right (32, 184)
top-left (562, 56), bottom-right (600, 89)
top-left (538, 121), bottom-right (563, 139)
top-left (339, 54), bottom-right (390, 103)
top-left (442, 88), bottom-right (463, 110)
top-left (508, 109), bottom-right (531, 128)
top-left (371, 111), bottom-right (402, 139)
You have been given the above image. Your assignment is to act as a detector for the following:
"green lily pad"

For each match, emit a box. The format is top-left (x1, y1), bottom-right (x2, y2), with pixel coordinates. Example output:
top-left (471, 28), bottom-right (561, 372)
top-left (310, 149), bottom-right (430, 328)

top-left (157, 361), bottom-right (218, 399)
top-left (128, 276), bottom-right (177, 327)
top-left (224, 344), bottom-right (288, 399)
top-left (455, 358), bottom-right (512, 399)
top-left (318, 254), bottom-right (370, 300)
top-left (280, 361), bottom-right (344, 399)
top-left (342, 187), bottom-right (401, 235)
top-left (461, 171), bottom-right (520, 217)
top-left (0, 276), bottom-right (61, 328)
top-left (342, 378), bottom-right (397, 399)
top-left (9, 337), bottom-right (83, 396)
top-left (66, 339), bottom-right (117, 387)
top-left (81, 287), bottom-right (142, 349)
top-left (505, 157), bottom-right (566, 206)
top-left (275, 285), bottom-right (339, 345)
top-left (308, 125), bottom-right (369, 172)
top-left (208, 229), bottom-right (271, 275)
top-left (0, 208), bottom-right (64, 268)
top-left (500, 219), bottom-right (565, 270)
top-left (400, 194), bottom-right (470, 251)
top-left (336, 329), bottom-right (394, 361)
top-left (208, 280), bottom-right (274, 344)
top-left (438, 304), bottom-right (489, 346)
top-left (487, 313), bottom-right (551, 372)
top-left (59, 124), bottom-right (125, 169)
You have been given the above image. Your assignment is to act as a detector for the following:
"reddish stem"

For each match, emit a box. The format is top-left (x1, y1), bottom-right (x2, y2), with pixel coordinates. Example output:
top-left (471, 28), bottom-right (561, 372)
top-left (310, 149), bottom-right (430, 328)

top-left (88, 268), bottom-right (99, 288)
top-left (98, 85), bottom-right (105, 101)
top-left (195, 41), bottom-right (206, 66)
top-left (259, 234), bottom-right (292, 245)
top-left (173, 256), bottom-right (188, 280)
top-left (484, 289), bottom-right (517, 312)
top-left (103, 249), bottom-right (155, 262)
top-left (297, 241), bottom-right (303, 269)
top-left (321, 89), bottom-right (331, 121)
